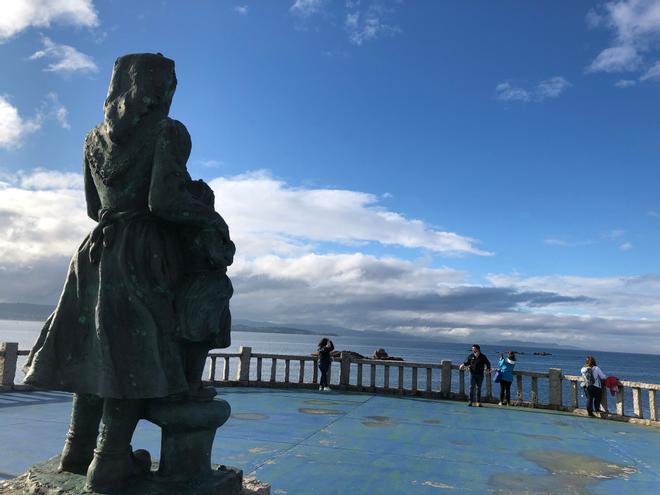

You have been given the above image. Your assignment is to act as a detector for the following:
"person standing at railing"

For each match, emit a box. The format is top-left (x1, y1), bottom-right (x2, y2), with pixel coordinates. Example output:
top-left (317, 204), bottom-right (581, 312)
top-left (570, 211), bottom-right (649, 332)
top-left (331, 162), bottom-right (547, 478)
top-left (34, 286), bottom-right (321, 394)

top-left (318, 338), bottom-right (335, 391)
top-left (580, 356), bottom-right (608, 418)
top-left (495, 351), bottom-right (516, 406)
top-left (459, 344), bottom-right (491, 407)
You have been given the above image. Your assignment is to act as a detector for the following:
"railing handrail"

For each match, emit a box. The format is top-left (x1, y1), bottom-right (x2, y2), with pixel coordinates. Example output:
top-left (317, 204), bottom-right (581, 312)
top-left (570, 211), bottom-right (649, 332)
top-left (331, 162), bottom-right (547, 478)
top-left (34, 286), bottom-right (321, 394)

top-left (563, 374), bottom-right (660, 391)
top-left (2, 342), bottom-right (658, 427)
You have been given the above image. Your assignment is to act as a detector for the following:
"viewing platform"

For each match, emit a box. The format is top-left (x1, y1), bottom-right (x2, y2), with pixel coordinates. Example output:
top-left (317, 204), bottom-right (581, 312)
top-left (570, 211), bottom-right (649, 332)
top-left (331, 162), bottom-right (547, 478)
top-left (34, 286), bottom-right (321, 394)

top-left (1, 387), bottom-right (659, 494)
top-left (1, 344), bottom-right (660, 493)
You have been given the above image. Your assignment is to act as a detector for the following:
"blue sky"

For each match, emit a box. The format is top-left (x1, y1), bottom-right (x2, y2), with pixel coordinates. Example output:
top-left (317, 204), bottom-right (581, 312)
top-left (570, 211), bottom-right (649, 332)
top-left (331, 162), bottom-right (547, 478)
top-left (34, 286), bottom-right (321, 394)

top-left (1, 0), bottom-right (660, 352)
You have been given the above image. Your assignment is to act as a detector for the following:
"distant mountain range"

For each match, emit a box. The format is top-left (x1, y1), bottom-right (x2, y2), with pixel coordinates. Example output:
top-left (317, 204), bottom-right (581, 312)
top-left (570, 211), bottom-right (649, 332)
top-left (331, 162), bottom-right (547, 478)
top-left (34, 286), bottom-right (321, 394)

top-left (0, 302), bottom-right (576, 350)
top-left (0, 303), bottom-right (54, 321)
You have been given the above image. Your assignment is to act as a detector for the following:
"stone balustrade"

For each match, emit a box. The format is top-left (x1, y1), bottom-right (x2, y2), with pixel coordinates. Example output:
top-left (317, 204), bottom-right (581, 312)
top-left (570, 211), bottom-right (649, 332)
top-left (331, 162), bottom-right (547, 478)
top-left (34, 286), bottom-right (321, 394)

top-left (2, 342), bottom-right (657, 427)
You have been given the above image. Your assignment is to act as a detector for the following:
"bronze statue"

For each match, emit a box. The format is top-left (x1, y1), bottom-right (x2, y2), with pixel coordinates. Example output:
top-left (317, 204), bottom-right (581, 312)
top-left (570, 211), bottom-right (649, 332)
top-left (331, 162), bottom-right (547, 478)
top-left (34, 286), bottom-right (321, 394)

top-left (23, 53), bottom-right (235, 493)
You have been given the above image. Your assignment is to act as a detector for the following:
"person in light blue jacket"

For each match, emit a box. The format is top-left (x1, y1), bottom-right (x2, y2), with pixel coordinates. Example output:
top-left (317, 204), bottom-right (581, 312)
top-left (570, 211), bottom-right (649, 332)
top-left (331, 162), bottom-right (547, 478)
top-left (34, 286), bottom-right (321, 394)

top-left (497, 351), bottom-right (516, 405)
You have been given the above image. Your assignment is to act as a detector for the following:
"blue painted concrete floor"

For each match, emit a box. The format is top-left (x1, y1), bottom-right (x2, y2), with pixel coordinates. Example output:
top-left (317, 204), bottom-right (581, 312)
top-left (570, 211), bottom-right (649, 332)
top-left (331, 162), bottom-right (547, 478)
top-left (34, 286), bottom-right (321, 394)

top-left (1, 388), bottom-right (659, 494)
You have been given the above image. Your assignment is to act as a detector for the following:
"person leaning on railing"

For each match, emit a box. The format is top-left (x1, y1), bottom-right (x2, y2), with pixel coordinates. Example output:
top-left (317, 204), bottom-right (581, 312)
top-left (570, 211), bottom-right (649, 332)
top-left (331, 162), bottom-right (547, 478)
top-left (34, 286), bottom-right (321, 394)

top-left (580, 356), bottom-right (608, 418)
top-left (459, 344), bottom-right (492, 407)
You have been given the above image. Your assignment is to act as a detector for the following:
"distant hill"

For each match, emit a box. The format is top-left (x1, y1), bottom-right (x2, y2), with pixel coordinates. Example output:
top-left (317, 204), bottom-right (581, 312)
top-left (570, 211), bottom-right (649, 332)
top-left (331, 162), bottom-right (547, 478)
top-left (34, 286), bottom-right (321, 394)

top-left (0, 303), bottom-right (54, 321)
top-left (232, 323), bottom-right (333, 336)
top-left (493, 339), bottom-right (581, 350)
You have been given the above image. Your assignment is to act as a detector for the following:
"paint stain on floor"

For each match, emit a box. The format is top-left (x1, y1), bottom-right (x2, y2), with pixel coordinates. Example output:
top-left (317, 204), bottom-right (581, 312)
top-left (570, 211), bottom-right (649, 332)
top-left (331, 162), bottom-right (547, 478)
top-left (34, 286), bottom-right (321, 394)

top-left (519, 433), bottom-right (563, 442)
top-left (412, 480), bottom-right (455, 490)
top-left (298, 408), bottom-right (346, 415)
top-left (361, 415), bottom-right (395, 428)
top-left (489, 449), bottom-right (638, 494)
top-left (231, 412), bottom-right (269, 420)
top-left (303, 399), bottom-right (357, 406)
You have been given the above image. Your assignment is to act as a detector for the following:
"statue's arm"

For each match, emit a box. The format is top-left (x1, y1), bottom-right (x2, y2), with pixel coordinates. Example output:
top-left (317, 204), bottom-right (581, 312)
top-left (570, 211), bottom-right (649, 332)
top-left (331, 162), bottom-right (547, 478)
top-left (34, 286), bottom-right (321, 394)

top-left (148, 119), bottom-right (229, 238)
top-left (83, 154), bottom-right (101, 222)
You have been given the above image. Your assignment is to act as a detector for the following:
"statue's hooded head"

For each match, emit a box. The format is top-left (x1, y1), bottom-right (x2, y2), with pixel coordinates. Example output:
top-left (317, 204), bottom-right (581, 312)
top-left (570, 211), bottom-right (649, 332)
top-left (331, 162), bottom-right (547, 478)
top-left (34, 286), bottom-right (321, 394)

top-left (103, 53), bottom-right (177, 142)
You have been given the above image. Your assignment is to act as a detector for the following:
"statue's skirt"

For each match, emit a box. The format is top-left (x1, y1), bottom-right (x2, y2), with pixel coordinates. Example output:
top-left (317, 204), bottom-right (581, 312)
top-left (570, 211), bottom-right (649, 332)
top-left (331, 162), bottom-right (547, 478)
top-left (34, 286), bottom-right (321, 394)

top-left (24, 211), bottom-right (190, 399)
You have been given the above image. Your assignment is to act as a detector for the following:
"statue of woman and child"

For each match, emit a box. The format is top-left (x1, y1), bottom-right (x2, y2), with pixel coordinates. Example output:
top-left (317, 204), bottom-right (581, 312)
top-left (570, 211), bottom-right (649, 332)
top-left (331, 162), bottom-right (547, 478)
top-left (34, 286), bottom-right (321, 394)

top-left (22, 53), bottom-right (234, 493)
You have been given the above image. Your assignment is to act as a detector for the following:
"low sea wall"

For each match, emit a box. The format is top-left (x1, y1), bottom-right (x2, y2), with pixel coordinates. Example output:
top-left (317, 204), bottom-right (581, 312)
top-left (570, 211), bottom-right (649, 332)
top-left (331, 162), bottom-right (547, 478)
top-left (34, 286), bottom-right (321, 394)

top-left (2, 342), bottom-right (658, 428)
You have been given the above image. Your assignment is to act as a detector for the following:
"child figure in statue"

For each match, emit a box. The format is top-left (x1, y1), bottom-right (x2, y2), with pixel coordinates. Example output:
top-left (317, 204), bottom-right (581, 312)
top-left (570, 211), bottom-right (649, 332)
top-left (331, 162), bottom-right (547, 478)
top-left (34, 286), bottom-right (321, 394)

top-left (22, 53), bottom-right (233, 493)
top-left (177, 179), bottom-right (235, 399)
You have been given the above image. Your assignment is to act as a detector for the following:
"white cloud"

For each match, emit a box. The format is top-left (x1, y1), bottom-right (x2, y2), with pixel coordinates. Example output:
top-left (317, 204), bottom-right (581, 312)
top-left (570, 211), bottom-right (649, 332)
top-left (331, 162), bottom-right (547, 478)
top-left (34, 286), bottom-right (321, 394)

top-left (544, 238), bottom-right (592, 247)
top-left (640, 60), bottom-right (660, 80)
top-left (0, 96), bottom-right (41, 149)
top-left (615, 78), bottom-right (637, 87)
top-left (290, 0), bottom-right (401, 46)
top-left (234, 5), bottom-right (248, 16)
top-left (196, 159), bottom-right (223, 168)
top-left (208, 171), bottom-right (491, 257)
top-left (4, 168), bottom-right (660, 352)
top-left (0, 170), bottom-right (91, 264)
top-left (619, 242), bottom-right (633, 251)
top-left (290, 0), bottom-right (326, 17)
top-left (586, 0), bottom-right (660, 78)
top-left (345, 9), bottom-right (400, 46)
top-left (604, 229), bottom-right (625, 240)
top-left (495, 83), bottom-right (530, 102)
top-left (0, 93), bottom-right (70, 149)
top-left (535, 76), bottom-right (571, 99)
top-left (587, 45), bottom-right (642, 72)
top-left (0, 0), bottom-right (98, 42)
top-left (487, 273), bottom-right (660, 320)
top-left (496, 77), bottom-right (570, 103)
top-left (29, 36), bottom-right (98, 73)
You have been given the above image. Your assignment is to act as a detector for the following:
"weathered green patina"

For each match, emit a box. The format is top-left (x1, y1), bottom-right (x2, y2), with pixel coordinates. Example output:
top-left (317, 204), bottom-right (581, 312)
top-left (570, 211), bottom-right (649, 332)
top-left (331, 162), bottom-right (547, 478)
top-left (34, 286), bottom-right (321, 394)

top-left (19, 53), bottom-right (236, 493)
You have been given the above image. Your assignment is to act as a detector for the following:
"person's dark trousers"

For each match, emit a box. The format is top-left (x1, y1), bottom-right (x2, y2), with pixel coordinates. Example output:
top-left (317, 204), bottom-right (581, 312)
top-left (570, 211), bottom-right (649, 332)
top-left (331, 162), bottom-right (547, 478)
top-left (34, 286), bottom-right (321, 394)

top-left (499, 380), bottom-right (512, 404)
top-left (319, 362), bottom-right (330, 388)
top-left (469, 374), bottom-right (484, 403)
top-left (585, 385), bottom-right (603, 415)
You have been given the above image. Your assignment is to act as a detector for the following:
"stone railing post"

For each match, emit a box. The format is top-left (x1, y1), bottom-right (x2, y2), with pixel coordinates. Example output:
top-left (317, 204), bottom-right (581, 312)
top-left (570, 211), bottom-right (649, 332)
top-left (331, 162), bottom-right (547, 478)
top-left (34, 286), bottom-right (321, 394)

top-left (339, 352), bottom-right (351, 389)
top-left (548, 368), bottom-right (562, 407)
top-left (440, 360), bottom-right (452, 398)
top-left (236, 346), bottom-right (252, 383)
top-left (0, 342), bottom-right (19, 388)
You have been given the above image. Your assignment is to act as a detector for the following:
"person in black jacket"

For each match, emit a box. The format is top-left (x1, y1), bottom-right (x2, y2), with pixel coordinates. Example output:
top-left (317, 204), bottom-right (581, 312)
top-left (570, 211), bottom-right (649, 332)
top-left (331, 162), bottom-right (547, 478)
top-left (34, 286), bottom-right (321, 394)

top-left (459, 344), bottom-right (491, 407)
top-left (317, 338), bottom-right (335, 391)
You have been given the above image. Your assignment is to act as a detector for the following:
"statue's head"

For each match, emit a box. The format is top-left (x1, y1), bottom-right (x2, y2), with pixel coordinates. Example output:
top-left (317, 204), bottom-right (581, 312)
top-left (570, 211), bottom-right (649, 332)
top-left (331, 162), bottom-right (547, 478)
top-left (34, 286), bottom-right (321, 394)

top-left (104, 53), bottom-right (177, 142)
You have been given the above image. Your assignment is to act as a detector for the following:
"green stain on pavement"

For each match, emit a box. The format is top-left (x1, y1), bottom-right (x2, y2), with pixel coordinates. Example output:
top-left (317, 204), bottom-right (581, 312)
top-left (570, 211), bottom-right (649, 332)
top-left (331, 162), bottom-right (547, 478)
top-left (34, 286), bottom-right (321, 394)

top-left (489, 449), bottom-right (638, 494)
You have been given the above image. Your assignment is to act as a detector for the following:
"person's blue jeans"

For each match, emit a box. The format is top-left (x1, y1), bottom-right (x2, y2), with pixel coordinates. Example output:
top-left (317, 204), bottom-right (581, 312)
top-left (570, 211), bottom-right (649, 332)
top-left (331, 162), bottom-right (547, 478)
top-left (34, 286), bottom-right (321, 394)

top-left (469, 374), bottom-right (484, 403)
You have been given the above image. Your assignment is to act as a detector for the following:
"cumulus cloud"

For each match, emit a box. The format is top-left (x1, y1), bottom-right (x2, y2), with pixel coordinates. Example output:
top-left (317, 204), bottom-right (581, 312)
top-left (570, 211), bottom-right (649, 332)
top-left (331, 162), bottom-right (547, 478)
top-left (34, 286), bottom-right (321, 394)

top-left (29, 36), bottom-right (98, 73)
top-left (290, 0), bottom-right (326, 17)
top-left (0, 96), bottom-right (41, 149)
top-left (0, 0), bottom-right (98, 42)
top-left (586, 0), bottom-right (660, 81)
top-left (208, 171), bottom-right (491, 257)
top-left (495, 77), bottom-right (571, 103)
top-left (345, 3), bottom-right (401, 46)
top-left (3, 168), bottom-right (660, 352)
top-left (0, 169), bottom-right (91, 264)
top-left (0, 93), bottom-right (70, 149)
top-left (290, 0), bottom-right (401, 46)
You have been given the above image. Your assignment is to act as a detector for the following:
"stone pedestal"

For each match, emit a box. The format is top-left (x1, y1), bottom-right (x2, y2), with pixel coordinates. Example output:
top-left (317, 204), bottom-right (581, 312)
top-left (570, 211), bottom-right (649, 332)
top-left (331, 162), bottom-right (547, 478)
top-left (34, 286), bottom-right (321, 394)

top-left (0, 456), bottom-right (243, 495)
top-left (144, 398), bottom-right (231, 481)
